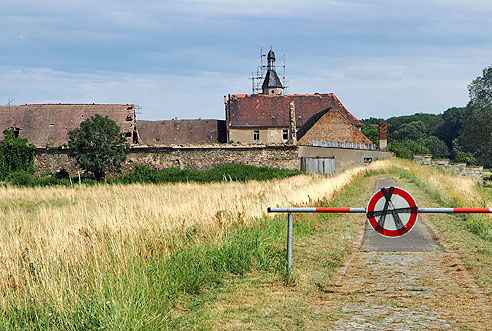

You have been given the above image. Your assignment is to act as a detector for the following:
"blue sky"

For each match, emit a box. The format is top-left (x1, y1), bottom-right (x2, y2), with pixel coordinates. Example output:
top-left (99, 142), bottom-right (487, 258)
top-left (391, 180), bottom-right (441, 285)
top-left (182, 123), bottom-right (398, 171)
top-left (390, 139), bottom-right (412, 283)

top-left (1, 0), bottom-right (492, 120)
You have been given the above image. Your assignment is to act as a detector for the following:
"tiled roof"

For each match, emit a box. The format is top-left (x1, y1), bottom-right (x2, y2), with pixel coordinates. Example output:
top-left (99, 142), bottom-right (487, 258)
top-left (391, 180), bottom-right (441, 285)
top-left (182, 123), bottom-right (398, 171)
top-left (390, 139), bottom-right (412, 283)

top-left (138, 119), bottom-right (226, 145)
top-left (297, 108), bottom-right (373, 145)
top-left (0, 104), bottom-right (135, 147)
top-left (227, 93), bottom-right (361, 128)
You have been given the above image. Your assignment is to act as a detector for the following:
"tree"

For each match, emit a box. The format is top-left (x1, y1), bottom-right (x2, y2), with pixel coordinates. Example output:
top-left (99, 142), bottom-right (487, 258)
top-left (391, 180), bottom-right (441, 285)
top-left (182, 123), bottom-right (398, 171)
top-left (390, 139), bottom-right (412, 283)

top-left (468, 65), bottom-right (492, 104)
top-left (460, 65), bottom-right (492, 167)
top-left (361, 123), bottom-right (379, 144)
top-left (391, 121), bottom-right (427, 142)
top-left (418, 136), bottom-right (449, 159)
top-left (0, 128), bottom-right (36, 180)
top-left (434, 107), bottom-right (465, 151)
top-left (68, 114), bottom-right (129, 181)
top-left (460, 101), bottom-right (492, 167)
top-left (388, 140), bottom-right (429, 159)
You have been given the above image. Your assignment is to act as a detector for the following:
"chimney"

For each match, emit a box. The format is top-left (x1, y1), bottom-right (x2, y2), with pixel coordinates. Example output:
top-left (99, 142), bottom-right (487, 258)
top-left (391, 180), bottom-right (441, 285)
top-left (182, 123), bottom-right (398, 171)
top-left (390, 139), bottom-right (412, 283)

top-left (288, 101), bottom-right (297, 145)
top-left (379, 123), bottom-right (388, 150)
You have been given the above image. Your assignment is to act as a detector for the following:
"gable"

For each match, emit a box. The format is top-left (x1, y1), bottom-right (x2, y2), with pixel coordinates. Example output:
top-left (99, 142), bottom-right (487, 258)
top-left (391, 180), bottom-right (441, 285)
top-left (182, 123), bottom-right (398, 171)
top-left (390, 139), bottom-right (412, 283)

top-left (298, 108), bottom-right (373, 145)
top-left (227, 93), bottom-right (361, 128)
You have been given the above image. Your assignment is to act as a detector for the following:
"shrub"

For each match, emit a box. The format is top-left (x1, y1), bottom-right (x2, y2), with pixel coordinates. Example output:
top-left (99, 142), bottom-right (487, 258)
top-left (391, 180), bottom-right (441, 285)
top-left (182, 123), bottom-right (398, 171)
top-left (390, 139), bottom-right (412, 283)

top-left (0, 129), bottom-right (36, 180)
top-left (5, 171), bottom-right (37, 187)
top-left (55, 168), bottom-right (70, 179)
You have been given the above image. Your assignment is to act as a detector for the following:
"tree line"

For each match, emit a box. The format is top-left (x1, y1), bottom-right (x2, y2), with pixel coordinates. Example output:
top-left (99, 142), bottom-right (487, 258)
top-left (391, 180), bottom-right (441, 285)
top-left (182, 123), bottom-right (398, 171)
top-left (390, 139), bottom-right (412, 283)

top-left (362, 64), bottom-right (492, 168)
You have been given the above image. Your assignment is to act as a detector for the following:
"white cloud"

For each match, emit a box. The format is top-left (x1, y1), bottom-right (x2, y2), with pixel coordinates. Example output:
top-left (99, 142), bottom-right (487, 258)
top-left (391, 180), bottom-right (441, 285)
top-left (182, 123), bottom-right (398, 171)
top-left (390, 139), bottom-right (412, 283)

top-left (0, 66), bottom-right (247, 120)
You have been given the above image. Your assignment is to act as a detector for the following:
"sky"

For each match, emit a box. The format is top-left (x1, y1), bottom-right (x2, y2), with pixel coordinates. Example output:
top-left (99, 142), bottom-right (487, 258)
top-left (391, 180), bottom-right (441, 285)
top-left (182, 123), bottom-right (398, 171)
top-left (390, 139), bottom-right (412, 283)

top-left (1, 0), bottom-right (492, 121)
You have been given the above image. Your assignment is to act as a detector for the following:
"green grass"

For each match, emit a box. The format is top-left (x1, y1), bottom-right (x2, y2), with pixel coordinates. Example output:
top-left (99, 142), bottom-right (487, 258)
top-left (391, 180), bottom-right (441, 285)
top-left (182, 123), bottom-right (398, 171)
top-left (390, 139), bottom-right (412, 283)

top-left (2, 164), bottom-right (302, 187)
top-left (0, 216), bottom-right (287, 330)
top-left (113, 164), bottom-right (302, 184)
top-left (0, 168), bottom-right (357, 330)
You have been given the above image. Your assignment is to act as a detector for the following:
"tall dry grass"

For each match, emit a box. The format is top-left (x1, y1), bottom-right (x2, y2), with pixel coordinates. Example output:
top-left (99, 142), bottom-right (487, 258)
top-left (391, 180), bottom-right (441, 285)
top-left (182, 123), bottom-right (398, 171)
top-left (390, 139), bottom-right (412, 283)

top-left (390, 159), bottom-right (492, 241)
top-left (0, 161), bottom-right (393, 309)
top-left (390, 159), bottom-right (488, 207)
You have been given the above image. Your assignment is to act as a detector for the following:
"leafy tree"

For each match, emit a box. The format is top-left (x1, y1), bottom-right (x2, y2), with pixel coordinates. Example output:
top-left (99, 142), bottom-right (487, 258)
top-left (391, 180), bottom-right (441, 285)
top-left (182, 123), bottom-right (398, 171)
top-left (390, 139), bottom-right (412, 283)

top-left (361, 123), bottom-right (379, 144)
top-left (388, 140), bottom-right (429, 159)
top-left (468, 65), bottom-right (492, 104)
top-left (68, 114), bottom-right (129, 181)
top-left (461, 101), bottom-right (492, 167)
top-left (455, 150), bottom-right (477, 165)
top-left (451, 138), bottom-right (476, 165)
top-left (434, 107), bottom-right (465, 151)
top-left (460, 65), bottom-right (492, 167)
top-left (387, 113), bottom-right (443, 137)
top-left (0, 128), bottom-right (36, 180)
top-left (391, 121), bottom-right (427, 142)
top-left (417, 136), bottom-right (449, 159)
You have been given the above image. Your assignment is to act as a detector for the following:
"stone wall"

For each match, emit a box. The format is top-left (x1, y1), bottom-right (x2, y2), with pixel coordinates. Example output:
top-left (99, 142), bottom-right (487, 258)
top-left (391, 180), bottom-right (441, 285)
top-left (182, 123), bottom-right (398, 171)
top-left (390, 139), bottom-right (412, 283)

top-left (126, 145), bottom-right (299, 170)
top-left (413, 155), bottom-right (483, 179)
top-left (34, 145), bottom-right (300, 175)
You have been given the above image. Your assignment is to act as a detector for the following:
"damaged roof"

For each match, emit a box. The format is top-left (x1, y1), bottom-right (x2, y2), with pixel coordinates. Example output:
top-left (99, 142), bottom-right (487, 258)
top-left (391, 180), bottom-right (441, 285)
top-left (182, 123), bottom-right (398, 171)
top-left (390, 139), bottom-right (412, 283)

top-left (0, 104), bottom-right (136, 147)
top-left (138, 119), bottom-right (226, 145)
top-left (227, 93), bottom-right (361, 128)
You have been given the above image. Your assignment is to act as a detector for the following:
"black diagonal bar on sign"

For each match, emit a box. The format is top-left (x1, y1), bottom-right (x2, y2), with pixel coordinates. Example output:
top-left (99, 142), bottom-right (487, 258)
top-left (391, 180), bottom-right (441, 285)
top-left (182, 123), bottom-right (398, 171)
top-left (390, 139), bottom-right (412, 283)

top-left (391, 207), bottom-right (408, 235)
top-left (381, 186), bottom-right (408, 235)
top-left (375, 187), bottom-right (394, 232)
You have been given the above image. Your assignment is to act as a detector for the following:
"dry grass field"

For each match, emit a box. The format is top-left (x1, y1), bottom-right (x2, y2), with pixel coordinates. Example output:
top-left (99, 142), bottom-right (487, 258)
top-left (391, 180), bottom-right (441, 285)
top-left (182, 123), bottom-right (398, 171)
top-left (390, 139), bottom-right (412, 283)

top-left (0, 160), bottom-right (392, 327)
top-left (1, 158), bottom-right (490, 329)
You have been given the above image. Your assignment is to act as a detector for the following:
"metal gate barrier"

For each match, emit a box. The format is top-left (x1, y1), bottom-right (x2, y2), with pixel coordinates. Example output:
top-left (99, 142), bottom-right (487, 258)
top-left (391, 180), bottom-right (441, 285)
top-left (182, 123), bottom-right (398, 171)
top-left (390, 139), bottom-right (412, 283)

top-left (268, 186), bottom-right (492, 278)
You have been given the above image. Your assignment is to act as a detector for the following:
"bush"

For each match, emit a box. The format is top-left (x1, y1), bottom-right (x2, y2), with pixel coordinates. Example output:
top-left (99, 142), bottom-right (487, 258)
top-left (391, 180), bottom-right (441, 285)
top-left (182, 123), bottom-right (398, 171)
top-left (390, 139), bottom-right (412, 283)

top-left (55, 168), bottom-right (70, 179)
top-left (5, 171), bottom-right (37, 187)
top-left (0, 129), bottom-right (36, 180)
top-left (112, 164), bottom-right (301, 185)
top-left (115, 164), bottom-right (158, 184)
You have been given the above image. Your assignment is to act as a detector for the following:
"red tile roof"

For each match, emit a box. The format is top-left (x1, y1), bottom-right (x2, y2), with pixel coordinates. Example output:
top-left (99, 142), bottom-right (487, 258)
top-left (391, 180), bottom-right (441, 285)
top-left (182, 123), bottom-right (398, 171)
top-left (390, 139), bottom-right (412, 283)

top-left (0, 104), bottom-right (135, 147)
top-left (227, 93), bottom-right (361, 128)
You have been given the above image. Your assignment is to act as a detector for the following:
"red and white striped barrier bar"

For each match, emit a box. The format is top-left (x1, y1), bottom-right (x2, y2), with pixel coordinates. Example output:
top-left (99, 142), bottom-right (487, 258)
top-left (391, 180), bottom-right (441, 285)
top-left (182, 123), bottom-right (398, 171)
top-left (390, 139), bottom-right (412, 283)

top-left (267, 207), bottom-right (366, 213)
top-left (418, 208), bottom-right (492, 213)
top-left (267, 207), bottom-right (492, 214)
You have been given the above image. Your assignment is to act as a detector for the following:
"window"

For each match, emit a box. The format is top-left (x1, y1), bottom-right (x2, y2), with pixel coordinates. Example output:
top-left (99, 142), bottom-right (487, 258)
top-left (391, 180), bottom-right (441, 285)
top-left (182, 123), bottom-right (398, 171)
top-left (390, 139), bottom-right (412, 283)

top-left (253, 130), bottom-right (260, 141)
top-left (282, 129), bottom-right (288, 140)
top-left (11, 127), bottom-right (20, 138)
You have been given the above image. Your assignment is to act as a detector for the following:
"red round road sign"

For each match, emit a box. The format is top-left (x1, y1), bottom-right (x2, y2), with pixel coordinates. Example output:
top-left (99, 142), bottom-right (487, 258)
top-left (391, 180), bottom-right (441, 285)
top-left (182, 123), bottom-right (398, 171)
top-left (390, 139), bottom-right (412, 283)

top-left (366, 187), bottom-right (419, 238)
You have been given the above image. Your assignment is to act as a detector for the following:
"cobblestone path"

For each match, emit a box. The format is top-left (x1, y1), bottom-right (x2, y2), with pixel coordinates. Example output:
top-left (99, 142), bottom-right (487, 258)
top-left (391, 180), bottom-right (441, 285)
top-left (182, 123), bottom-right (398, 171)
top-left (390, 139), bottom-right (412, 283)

top-left (328, 178), bottom-right (491, 330)
top-left (330, 250), bottom-right (490, 330)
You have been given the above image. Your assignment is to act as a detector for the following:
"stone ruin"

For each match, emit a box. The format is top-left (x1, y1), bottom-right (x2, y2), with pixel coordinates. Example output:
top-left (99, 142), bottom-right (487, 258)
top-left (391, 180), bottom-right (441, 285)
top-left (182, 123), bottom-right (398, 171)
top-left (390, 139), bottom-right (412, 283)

top-left (413, 155), bottom-right (483, 179)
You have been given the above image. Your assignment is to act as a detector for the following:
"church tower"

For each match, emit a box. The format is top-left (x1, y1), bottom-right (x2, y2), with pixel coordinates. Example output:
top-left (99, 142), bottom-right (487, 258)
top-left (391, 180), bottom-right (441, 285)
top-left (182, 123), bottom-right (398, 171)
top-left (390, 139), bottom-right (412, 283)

top-left (262, 48), bottom-right (284, 95)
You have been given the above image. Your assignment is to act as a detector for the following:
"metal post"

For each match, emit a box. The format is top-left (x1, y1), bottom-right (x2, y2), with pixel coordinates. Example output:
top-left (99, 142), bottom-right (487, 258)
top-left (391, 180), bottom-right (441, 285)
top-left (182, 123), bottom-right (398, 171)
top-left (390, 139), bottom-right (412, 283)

top-left (287, 212), bottom-right (293, 278)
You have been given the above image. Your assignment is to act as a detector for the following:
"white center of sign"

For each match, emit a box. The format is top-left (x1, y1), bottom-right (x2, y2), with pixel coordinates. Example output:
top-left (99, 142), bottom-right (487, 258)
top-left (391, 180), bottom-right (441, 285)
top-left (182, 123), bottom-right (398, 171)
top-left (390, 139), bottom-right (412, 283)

top-left (366, 187), bottom-right (419, 238)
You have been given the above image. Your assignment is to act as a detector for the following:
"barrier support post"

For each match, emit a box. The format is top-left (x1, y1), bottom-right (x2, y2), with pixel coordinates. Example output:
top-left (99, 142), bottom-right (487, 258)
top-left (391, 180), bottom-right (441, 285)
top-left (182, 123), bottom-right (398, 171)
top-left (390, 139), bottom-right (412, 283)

top-left (287, 212), bottom-right (293, 278)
